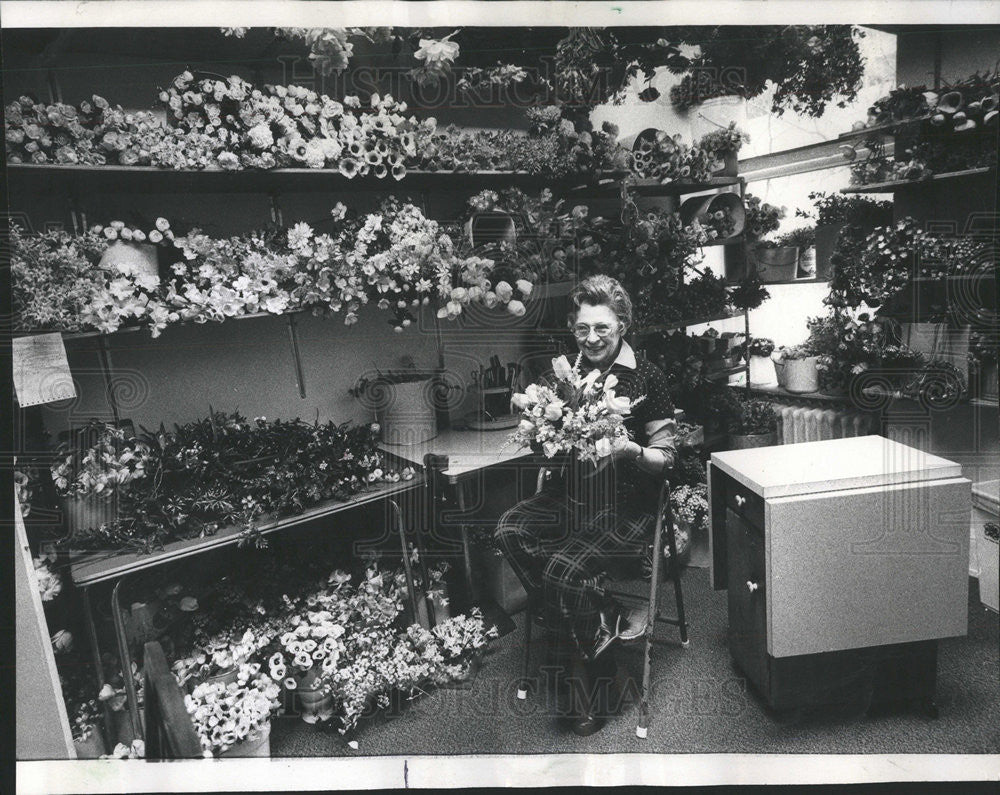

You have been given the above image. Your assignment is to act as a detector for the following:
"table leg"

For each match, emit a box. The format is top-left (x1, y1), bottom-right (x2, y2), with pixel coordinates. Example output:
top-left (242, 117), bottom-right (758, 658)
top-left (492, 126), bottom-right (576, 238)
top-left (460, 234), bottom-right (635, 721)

top-left (111, 581), bottom-right (143, 741)
top-left (82, 587), bottom-right (115, 751)
top-left (454, 479), bottom-right (515, 637)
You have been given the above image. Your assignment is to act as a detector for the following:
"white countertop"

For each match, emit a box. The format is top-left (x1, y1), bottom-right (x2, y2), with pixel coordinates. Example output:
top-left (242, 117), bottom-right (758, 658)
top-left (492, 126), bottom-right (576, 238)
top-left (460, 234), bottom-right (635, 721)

top-left (379, 427), bottom-right (533, 483)
top-left (711, 435), bottom-right (964, 498)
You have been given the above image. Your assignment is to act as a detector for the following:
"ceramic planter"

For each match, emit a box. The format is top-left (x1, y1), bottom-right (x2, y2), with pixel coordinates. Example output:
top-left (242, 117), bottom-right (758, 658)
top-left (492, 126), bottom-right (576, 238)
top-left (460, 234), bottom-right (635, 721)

top-left (796, 246), bottom-right (817, 279)
top-left (220, 722), bottom-right (271, 758)
top-left (728, 430), bottom-right (778, 449)
top-left (814, 223), bottom-right (845, 280)
top-left (755, 247), bottom-right (799, 282)
top-left (296, 685), bottom-right (333, 724)
top-left (378, 378), bottom-right (438, 446)
top-left (712, 150), bottom-right (739, 177)
top-left (771, 352), bottom-right (788, 389)
top-left (783, 356), bottom-right (820, 393)
top-left (749, 354), bottom-right (777, 387)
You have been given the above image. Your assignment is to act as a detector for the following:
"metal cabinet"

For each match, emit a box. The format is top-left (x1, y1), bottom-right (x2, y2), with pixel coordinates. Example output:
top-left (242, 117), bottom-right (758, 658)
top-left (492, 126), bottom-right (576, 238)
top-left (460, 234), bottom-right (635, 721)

top-left (709, 435), bottom-right (971, 713)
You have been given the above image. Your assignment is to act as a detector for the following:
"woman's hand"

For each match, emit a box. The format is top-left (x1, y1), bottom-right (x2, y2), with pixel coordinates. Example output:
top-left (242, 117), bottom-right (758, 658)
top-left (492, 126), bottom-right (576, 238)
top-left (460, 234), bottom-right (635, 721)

top-left (611, 437), bottom-right (641, 463)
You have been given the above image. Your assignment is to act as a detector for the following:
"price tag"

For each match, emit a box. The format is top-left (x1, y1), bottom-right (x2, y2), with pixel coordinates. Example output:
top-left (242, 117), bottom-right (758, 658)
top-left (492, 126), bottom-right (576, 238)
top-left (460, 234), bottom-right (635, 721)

top-left (12, 333), bottom-right (76, 407)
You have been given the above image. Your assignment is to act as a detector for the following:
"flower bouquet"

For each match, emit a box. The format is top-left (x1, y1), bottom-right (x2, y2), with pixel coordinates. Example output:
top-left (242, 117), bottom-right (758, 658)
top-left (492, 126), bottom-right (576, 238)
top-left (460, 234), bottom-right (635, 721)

top-left (507, 354), bottom-right (642, 464)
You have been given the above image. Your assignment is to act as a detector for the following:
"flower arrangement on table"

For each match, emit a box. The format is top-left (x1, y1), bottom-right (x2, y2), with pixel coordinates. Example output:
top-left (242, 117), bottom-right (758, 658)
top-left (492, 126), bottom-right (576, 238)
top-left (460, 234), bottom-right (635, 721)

top-left (185, 663), bottom-right (282, 756)
top-left (506, 354), bottom-right (642, 464)
top-left (54, 411), bottom-right (412, 554)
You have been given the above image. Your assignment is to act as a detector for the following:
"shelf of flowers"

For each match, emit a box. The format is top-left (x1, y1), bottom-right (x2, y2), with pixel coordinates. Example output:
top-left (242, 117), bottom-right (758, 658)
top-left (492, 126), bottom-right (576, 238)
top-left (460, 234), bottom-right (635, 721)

top-left (50, 413), bottom-right (423, 586)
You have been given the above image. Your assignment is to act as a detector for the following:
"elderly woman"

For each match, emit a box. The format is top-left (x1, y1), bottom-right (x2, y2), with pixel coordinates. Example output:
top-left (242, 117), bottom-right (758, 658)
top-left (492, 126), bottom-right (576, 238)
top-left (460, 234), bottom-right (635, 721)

top-left (494, 274), bottom-right (676, 735)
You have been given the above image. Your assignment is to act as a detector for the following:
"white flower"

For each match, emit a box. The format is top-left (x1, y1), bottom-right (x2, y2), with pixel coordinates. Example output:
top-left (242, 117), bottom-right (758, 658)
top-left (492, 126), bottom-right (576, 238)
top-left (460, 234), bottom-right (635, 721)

top-left (506, 300), bottom-right (526, 317)
top-left (603, 389), bottom-right (632, 414)
top-left (551, 355), bottom-right (574, 382)
top-left (495, 281), bottom-right (513, 302)
top-left (518, 419), bottom-right (535, 434)
top-left (511, 392), bottom-right (531, 410)
top-left (603, 374), bottom-right (618, 392)
top-left (413, 32), bottom-right (460, 66)
top-left (543, 400), bottom-right (565, 422)
top-left (51, 629), bottom-right (74, 653)
top-left (515, 279), bottom-right (533, 297)
top-left (577, 369), bottom-right (601, 393)
top-left (594, 437), bottom-right (613, 458)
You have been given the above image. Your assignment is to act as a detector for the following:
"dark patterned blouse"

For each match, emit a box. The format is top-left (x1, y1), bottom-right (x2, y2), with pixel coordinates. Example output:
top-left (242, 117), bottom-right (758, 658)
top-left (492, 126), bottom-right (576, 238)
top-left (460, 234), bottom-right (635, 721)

top-left (561, 341), bottom-right (677, 517)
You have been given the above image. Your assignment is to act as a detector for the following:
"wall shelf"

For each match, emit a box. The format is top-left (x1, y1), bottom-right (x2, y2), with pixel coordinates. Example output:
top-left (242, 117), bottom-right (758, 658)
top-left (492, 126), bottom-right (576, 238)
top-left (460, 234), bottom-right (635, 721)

top-left (6, 163), bottom-right (629, 195)
top-left (633, 310), bottom-right (743, 336)
top-left (841, 167), bottom-right (994, 194)
top-left (68, 476), bottom-right (424, 587)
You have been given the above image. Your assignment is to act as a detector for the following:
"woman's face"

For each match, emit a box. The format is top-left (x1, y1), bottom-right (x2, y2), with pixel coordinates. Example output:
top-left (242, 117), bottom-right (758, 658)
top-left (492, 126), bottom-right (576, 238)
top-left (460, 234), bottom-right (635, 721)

top-left (572, 302), bottom-right (624, 369)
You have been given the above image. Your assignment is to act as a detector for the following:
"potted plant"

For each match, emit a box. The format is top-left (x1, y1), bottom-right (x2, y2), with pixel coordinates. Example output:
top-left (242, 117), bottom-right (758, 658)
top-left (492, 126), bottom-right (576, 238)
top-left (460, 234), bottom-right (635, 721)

top-left (754, 239), bottom-right (800, 282)
top-left (669, 483), bottom-right (710, 567)
top-left (50, 421), bottom-right (152, 539)
top-left (797, 193), bottom-right (893, 280)
top-left (772, 345), bottom-right (820, 393)
top-left (696, 122), bottom-right (749, 176)
top-left (726, 398), bottom-right (779, 449)
top-left (185, 665), bottom-right (281, 757)
top-left (726, 193), bottom-right (785, 281)
top-left (747, 337), bottom-right (777, 386)
top-left (776, 226), bottom-right (818, 278)
top-left (669, 26), bottom-right (865, 123)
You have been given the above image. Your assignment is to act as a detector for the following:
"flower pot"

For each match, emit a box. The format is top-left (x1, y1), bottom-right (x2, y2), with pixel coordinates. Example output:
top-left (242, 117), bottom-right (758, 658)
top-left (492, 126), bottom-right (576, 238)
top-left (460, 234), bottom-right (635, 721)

top-left (749, 354), bottom-right (777, 387)
top-left (755, 247), bottom-right (799, 282)
top-left (465, 212), bottom-right (519, 249)
top-left (783, 356), bottom-right (820, 394)
top-left (690, 95), bottom-right (748, 143)
top-left (679, 192), bottom-right (746, 239)
top-left (220, 722), bottom-right (271, 758)
top-left (814, 223), bottom-right (845, 280)
top-left (476, 548), bottom-right (528, 614)
top-left (796, 246), bottom-right (817, 279)
top-left (712, 150), bottom-right (739, 177)
top-left (99, 241), bottom-right (160, 282)
top-left (296, 685), bottom-right (333, 724)
top-left (771, 352), bottom-right (788, 389)
top-left (74, 731), bottom-right (106, 759)
top-left (378, 378), bottom-right (438, 446)
top-left (61, 495), bottom-right (118, 538)
top-left (728, 430), bottom-right (777, 449)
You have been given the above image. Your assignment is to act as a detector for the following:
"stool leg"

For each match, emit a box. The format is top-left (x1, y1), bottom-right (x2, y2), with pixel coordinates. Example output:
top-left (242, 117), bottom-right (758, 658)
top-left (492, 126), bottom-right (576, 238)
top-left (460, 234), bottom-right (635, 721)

top-left (517, 597), bottom-right (534, 700)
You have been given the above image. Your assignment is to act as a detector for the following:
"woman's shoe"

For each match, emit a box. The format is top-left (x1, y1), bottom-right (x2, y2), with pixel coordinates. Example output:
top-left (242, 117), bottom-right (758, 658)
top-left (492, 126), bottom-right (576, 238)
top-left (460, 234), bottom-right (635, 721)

top-left (592, 605), bottom-right (649, 658)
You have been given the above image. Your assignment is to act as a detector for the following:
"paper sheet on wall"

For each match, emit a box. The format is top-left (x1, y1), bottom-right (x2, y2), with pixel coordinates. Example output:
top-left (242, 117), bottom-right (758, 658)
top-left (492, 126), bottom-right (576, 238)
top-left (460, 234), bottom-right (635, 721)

top-left (12, 333), bottom-right (76, 407)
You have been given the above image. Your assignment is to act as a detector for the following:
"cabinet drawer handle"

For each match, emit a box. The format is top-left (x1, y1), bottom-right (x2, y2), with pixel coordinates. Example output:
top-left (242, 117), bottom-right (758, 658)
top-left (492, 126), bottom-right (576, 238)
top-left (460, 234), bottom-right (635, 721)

top-left (735, 494), bottom-right (747, 507)
top-left (746, 580), bottom-right (759, 594)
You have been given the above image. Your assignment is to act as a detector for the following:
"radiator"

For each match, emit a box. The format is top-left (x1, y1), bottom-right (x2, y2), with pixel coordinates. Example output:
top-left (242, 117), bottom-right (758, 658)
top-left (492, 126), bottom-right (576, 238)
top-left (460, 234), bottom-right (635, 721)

top-left (771, 404), bottom-right (874, 445)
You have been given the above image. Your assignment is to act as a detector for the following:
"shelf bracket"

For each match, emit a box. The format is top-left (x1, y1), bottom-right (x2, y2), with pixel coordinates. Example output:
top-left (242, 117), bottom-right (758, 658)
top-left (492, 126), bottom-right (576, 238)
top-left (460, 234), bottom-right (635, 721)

top-left (287, 313), bottom-right (306, 398)
top-left (96, 335), bottom-right (121, 423)
top-left (269, 192), bottom-right (284, 227)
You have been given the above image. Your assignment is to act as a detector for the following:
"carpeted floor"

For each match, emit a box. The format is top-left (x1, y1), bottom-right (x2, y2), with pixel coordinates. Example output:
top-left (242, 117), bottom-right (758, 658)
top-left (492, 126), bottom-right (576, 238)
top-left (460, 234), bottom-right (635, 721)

top-left (271, 568), bottom-right (1000, 757)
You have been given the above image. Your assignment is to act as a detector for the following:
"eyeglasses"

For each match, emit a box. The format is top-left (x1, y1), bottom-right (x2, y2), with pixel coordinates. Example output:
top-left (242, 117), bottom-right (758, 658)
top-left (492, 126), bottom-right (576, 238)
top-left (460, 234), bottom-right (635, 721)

top-left (571, 323), bottom-right (620, 339)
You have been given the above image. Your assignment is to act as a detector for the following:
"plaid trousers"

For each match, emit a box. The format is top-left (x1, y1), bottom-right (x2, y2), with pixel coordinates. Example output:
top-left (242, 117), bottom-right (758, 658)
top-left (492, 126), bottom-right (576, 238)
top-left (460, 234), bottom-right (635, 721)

top-left (494, 484), bottom-right (655, 657)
